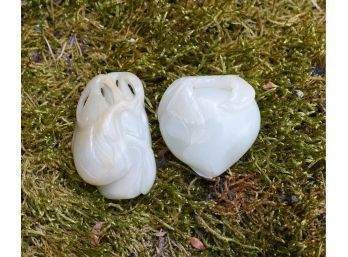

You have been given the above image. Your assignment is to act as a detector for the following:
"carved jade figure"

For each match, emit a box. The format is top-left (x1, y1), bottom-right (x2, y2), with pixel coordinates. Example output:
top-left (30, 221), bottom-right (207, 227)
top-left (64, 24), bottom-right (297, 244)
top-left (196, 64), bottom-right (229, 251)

top-left (158, 75), bottom-right (260, 178)
top-left (72, 72), bottom-right (156, 199)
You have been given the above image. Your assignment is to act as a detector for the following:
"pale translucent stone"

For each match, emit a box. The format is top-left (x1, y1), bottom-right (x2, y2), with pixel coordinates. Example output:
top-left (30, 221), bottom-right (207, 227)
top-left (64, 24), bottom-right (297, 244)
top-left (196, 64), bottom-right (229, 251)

top-left (158, 75), bottom-right (260, 178)
top-left (72, 72), bottom-right (156, 199)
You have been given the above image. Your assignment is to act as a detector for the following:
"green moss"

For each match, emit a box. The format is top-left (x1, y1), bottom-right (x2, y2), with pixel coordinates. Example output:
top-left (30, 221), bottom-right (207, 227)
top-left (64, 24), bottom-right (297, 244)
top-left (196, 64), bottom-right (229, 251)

top-left (22, 0), bottom-right (325, 256)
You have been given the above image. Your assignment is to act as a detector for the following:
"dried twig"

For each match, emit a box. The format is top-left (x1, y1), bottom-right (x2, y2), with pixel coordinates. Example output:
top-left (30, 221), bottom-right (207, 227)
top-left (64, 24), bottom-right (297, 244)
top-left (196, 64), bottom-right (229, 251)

top-left (310, 0), bottom-right (322, 11)
top-left (43, 35), bottom-right (56, 61)
top-left (56, 41), bottom-right (67, 61)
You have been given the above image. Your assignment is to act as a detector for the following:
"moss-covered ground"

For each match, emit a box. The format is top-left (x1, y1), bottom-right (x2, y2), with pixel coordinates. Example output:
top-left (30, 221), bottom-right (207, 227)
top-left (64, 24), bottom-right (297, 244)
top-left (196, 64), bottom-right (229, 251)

top-left (21, 0), bottom-right (325, 256)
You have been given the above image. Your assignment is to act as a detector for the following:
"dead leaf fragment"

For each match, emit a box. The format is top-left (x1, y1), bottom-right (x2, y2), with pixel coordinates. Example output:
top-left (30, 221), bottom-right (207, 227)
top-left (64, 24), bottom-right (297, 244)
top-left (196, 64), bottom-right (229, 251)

top-left (262, 82), bottom-right (279, 90)
top-left (91, 234), bottom-right (101, 247)
top-left (92, 221), bottom-right (106, 232)
top-left (155, 229), bottom-right (166, 237)
top-left (189, 237), bottom-right (205, 250)
top-left (155, 229), bottom-right (166, 256)
top-left (90, 221), bottom-right (106, 247)
top-left (28, 63), bottom-right (36, 69)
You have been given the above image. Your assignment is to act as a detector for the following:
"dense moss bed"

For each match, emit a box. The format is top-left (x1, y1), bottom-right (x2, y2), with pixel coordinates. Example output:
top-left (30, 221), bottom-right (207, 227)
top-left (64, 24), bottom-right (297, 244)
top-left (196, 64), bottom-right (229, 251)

top-left (21, 0), bottom-right (325, 256)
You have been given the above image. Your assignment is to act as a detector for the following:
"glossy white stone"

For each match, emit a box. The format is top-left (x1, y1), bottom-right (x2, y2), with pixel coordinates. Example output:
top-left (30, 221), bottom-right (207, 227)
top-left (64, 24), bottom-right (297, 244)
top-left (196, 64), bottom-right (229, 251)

top-left (72, 72), bottom-right (156, 199)
top-left (158, 75), bottom-right (260, 179)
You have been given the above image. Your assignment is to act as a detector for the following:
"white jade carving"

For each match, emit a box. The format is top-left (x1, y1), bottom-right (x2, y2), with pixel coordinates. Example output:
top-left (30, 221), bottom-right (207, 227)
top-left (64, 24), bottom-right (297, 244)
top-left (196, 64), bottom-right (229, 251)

top-left (72, 72), bottom-right (156, 199)
top-left (158, 75), bottom-right (260, 178)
